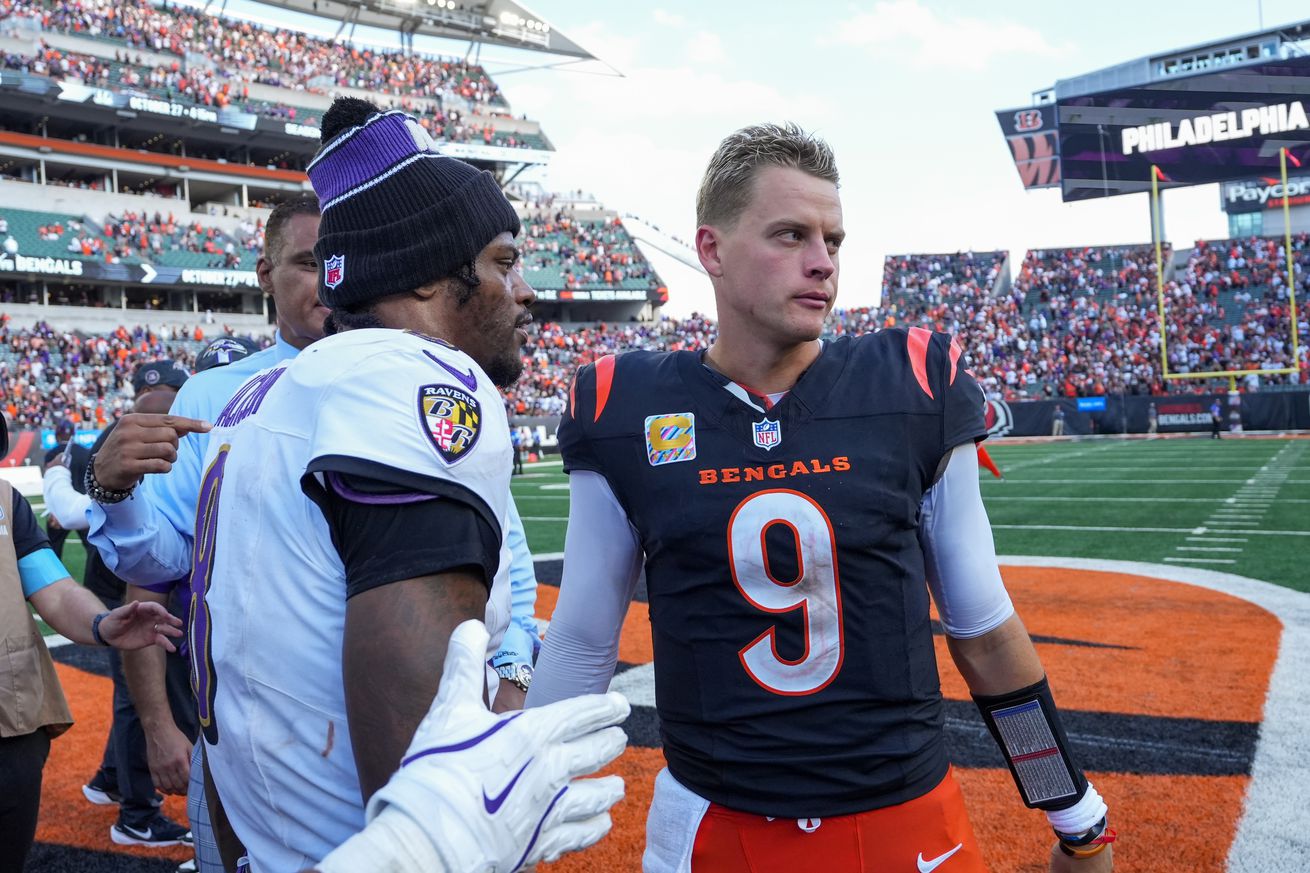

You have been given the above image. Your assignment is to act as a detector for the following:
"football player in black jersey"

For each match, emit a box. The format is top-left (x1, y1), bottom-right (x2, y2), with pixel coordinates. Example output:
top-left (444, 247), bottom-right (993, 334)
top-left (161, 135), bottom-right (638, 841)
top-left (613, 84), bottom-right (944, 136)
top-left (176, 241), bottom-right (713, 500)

top-left (528, 123), bottom-right (1114, 872)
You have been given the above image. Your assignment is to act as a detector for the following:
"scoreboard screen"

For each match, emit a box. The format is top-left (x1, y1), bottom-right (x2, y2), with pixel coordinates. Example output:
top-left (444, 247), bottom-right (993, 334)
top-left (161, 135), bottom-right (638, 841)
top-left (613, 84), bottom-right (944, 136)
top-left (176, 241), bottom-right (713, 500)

top-left (1056, 54), bottom-right (1310, 201)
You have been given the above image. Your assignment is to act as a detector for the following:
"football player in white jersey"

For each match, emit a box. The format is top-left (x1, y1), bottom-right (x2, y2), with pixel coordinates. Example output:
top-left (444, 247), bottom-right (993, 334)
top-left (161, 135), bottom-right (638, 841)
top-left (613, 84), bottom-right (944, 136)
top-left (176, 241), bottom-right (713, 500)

top-left (116, 98), bottom-right (629, 872)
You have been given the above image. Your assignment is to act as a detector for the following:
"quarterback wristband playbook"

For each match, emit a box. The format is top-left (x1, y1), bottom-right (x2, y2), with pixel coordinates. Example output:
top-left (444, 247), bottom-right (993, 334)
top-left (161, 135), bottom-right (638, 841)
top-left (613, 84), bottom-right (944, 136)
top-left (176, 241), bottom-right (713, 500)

top-left (972, 676), bottom-right (1086, 809)
top-left (973, 677), bottom-right (1116, 856)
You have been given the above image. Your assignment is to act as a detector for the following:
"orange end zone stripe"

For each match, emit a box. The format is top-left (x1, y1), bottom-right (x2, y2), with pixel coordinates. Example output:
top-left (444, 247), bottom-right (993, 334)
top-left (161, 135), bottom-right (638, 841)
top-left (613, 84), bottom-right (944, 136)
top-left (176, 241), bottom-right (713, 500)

top-left (37, 664), bottom-right (191, 863)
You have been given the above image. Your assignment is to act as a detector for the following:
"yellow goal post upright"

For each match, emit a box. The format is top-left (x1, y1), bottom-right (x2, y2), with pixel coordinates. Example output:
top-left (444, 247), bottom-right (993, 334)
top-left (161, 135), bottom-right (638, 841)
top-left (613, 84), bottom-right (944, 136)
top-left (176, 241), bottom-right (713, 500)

top-left (1151, 151), bottom-right (1303, 392)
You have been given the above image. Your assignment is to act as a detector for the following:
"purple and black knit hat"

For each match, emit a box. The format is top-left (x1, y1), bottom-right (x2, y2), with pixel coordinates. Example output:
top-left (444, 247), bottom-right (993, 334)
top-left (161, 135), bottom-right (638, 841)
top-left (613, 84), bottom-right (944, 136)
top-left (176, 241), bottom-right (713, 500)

top-left (306, 99), bottom-right (521, 310)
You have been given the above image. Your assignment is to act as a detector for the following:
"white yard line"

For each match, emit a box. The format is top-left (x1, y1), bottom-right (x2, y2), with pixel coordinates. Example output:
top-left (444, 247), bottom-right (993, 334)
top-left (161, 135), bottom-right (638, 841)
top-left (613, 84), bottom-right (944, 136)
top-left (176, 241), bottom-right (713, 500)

top-left (985, 478), bottom-right (1275, 485)
top-left (1172, 442), bottom-right (1304, 580)
top-left (984, 496), bottom-right (1309, 504)
top-left (990, 524), bottom-right (1310, 536)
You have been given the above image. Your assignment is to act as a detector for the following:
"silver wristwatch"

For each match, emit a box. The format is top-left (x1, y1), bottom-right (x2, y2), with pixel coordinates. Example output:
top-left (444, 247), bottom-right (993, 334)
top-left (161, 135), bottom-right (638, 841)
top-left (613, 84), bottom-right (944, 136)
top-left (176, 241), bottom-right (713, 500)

top-left (493, 662), bottom-right (534, 693)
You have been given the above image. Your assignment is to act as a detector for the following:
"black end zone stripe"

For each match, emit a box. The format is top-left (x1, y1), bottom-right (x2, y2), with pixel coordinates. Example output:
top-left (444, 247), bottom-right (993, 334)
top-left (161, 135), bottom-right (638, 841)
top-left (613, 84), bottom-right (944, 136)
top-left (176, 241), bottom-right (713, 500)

top-left (619, 698), bottom-right (1256, 777)
top-left (29, 841), bottom-right (179, 872)
top-left (50, 643), bottom-right (113, 678)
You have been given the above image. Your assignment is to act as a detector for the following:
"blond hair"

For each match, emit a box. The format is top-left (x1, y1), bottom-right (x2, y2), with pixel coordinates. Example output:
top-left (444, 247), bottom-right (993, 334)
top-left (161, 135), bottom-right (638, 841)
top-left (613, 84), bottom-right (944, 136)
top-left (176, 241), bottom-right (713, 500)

top-left (696, 122), bottom-right (839, 228)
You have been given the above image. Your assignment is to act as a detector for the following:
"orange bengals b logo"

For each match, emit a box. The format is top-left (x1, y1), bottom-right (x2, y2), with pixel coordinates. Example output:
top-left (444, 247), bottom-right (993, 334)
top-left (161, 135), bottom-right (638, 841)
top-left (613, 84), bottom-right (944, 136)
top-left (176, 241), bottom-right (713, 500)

top-left (1014, 109), bottom-right (1044, 132)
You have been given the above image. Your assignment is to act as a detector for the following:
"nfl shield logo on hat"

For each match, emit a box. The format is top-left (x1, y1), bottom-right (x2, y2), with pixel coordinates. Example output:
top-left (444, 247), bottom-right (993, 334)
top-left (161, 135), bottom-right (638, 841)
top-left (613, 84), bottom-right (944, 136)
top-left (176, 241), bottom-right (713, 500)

top-left (324, 254), bottom-right (346, 289)
top-left (752, 418), bottom-right (781, 451)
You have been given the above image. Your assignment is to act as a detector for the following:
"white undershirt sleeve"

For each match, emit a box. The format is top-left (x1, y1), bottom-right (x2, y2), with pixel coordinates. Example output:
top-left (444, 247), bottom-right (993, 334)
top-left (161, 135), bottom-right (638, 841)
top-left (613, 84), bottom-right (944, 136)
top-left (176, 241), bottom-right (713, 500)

top-left (42, 466), bottom-right (92, 531)
top-left (919, 443), bottom-right (1015, 639)
top-left (525, 470), bottom-right (643, 708)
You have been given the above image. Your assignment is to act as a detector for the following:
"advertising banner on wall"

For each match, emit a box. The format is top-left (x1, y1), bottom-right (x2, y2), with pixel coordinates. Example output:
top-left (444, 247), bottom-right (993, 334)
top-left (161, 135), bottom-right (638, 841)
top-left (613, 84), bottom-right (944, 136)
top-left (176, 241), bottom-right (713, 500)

top-left (979, 392), bottom-right (1309, 437)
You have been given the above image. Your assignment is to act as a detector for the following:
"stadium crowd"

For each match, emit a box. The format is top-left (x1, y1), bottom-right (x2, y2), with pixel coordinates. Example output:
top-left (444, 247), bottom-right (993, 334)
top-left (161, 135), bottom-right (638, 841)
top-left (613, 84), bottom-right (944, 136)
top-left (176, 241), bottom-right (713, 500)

top-left (0, 318), bottom-right (267, 431)
top-left (1, 206), bottom-right (656, 282)
top-left (521, 212), bottom-right (658, 290)
top-left (2, 235), bottom-right (1307, 426)
top-left (863, 242), bottom-right (1309, 401)
top-left (1, 0), bottom-right (543, 148)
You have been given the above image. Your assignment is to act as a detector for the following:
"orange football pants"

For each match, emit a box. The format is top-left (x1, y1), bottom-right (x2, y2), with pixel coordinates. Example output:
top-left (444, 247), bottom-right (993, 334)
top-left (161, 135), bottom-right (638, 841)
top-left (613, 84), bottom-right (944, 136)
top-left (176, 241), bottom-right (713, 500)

top-left (689, 767), bottom-right (988, 872)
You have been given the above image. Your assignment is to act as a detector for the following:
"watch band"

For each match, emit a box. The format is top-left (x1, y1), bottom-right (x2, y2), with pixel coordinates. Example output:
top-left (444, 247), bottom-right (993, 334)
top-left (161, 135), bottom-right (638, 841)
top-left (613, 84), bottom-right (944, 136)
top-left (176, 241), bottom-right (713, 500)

top-left (84, 453), bottom-right (136, 505)
top-left (91, 611), bottom-right (110, 646)
top-left (493, 662), bottom-right (534, 693)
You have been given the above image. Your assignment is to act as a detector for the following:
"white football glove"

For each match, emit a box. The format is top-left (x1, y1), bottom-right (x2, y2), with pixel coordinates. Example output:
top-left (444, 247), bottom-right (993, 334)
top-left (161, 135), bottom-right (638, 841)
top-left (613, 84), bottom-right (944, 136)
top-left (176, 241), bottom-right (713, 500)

top-left (319, 619), bottom-right (629, 873)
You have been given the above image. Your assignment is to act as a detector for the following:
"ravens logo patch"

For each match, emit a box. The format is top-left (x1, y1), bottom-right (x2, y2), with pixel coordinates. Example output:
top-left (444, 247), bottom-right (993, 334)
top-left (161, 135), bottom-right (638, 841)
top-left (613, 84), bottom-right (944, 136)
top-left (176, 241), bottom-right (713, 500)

top-left (419, 383), bottom-right (482, 464)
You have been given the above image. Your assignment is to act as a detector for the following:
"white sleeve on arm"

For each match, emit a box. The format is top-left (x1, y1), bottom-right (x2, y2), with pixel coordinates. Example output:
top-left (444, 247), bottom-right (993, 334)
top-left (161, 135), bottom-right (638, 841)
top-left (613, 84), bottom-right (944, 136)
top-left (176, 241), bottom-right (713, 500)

top-left (525, 470), bottom-right (642, 708)
top-left (919, 442), bottom-right (1014, 639)
top-left (42, 466), bottom-right (91, 530)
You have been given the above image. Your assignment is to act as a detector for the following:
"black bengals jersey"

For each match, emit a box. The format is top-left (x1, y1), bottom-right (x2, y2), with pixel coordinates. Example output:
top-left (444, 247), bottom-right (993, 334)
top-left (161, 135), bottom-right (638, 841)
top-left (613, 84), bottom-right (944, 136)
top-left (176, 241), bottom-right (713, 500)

top-left (557, 328), bottom-right (988, 818)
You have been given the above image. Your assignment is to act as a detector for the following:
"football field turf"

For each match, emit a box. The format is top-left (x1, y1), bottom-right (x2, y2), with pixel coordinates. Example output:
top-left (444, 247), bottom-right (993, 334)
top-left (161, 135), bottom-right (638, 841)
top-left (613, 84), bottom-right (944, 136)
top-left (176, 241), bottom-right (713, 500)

top-left (30, 436), bottom-right (1310, 871)
top-left (514, 436), bottom-right (1310, 594)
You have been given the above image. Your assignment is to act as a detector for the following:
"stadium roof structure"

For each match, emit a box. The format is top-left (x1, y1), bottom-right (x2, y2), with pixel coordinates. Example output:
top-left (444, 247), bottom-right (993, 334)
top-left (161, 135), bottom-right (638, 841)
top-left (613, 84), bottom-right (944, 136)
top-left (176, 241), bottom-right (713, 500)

top-left (1034, 18), bottom-right (1310, 104)
top-left (245, 0), bottom-right (597, 60)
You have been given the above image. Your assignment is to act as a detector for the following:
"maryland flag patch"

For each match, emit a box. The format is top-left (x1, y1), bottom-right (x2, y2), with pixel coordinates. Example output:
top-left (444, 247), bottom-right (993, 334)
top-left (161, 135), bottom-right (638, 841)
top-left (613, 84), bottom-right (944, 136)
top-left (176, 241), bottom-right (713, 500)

top-left (419, 383), bottom-right (482, 464)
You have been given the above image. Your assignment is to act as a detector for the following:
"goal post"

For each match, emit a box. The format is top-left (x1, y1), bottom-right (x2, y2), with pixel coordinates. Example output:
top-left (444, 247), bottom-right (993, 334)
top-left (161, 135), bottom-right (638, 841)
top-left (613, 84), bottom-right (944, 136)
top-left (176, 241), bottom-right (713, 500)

top-left (1151, 152), bottom-right (1303, 388)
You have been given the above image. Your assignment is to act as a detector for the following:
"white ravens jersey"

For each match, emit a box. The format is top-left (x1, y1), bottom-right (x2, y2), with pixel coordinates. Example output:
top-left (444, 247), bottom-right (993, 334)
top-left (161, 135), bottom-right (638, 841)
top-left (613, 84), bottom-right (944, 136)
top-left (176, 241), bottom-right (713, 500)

top-left (191, 328), bottom-right (513, 872)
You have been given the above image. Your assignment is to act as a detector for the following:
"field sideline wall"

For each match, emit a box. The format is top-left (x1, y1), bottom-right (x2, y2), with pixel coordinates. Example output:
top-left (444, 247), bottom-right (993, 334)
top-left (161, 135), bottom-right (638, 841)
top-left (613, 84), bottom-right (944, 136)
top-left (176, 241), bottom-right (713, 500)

top-left (981, 392), bottom-right (1310, 437)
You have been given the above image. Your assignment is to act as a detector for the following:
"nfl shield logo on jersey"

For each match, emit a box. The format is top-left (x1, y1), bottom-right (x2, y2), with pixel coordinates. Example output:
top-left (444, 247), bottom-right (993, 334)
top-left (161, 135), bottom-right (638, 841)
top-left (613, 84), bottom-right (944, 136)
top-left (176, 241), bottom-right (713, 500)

top-left (323, 254), bottom-right (345, 289)
top-left (752, 418), bottom-right (781, 451)
top-left (419, 383), bottom-right (482, 464)
top-left (645, 412), bottom-right (696, 466)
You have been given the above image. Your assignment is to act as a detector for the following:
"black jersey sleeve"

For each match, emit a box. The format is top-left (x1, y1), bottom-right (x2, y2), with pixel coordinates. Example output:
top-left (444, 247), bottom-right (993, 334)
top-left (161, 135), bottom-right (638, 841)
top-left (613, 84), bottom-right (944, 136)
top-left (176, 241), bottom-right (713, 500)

top-left (304, 465), bottom-right (501, 600)
top-left (11, 489), bottom-right (52, 559)
top-left (557, 358), bottom-right (610, 475)
top-left (940, 334), bottom-right (988, 452)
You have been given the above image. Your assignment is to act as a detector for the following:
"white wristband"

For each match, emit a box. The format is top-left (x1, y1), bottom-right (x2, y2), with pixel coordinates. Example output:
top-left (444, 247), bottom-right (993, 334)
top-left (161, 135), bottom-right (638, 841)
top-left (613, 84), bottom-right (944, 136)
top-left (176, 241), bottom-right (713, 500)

top-left (1045, 781), bottom-right (1107, 835)
top-left (316, 806), bottom-right (449, 873)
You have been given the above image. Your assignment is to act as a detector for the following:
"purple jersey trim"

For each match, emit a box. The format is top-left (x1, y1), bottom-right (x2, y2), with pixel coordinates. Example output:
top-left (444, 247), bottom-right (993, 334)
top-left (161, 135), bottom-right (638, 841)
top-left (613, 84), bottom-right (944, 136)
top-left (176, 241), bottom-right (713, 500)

top-left (325, 472), bottom-right (438, 506)
top-left (423, 350), bottom-right (478, 392)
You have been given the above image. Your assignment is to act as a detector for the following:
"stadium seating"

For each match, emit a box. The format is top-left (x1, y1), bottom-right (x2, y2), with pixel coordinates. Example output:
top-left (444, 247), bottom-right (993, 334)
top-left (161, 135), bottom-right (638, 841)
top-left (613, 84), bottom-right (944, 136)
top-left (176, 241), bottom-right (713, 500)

top-left (0, 207), bottom-right (262, 270)
top-left (520, 213), bottom-right (658, 291)
top-left (1, 0), bottom-right (546, 150)
top-left (2, 231), bottom-right (1302, 424)
top-left (0, 319), bottom-right (266, 429)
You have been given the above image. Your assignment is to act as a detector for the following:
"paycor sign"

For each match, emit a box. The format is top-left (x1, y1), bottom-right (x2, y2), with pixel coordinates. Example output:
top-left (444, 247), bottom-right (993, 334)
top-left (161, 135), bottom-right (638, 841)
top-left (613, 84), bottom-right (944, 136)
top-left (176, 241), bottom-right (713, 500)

top-left (1223, 175), bottom-right (1310, 213)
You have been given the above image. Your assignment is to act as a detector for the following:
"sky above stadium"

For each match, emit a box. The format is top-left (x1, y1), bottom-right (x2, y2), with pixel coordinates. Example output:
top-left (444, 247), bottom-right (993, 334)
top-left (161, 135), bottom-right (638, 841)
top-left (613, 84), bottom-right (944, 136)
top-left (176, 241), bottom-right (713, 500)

top-left (227, 0), bottom-right (1308, 316)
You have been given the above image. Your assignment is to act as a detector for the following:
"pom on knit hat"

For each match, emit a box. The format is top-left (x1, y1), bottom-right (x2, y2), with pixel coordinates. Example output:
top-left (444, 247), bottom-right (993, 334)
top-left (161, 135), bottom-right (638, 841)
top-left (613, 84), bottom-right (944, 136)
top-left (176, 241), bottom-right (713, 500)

top-left (307, 99), bottom-right (521, 309)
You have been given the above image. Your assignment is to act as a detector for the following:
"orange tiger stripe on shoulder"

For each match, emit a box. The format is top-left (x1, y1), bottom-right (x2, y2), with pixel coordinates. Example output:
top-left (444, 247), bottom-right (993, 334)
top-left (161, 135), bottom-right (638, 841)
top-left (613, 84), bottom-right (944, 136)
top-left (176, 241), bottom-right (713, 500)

top-left (594, 354), bottom-right (617, 422)
top-left (907, 327), bottom-right (934, 399)
top-left (948, 336), bottom-right (964, 385)
top-left (568, 371), bottom-right (578, 419)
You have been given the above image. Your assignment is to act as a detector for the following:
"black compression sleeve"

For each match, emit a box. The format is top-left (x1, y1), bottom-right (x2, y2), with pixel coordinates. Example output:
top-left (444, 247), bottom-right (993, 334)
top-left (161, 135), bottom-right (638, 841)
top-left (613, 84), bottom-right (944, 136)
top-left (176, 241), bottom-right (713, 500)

top-left (311, 471), bottom-right (501, 600)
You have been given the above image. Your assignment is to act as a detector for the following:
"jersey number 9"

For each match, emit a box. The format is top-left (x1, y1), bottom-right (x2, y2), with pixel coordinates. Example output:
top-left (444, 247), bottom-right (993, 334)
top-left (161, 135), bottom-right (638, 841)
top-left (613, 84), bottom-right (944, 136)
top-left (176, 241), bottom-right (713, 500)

top-left (189, 445), bottom-right (230, 745)
top-left (728, 489), bottom-right (844, 696)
